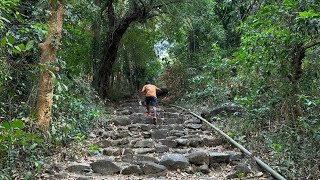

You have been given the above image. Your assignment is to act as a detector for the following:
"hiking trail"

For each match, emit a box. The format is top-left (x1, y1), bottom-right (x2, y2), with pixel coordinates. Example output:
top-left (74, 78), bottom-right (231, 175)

top-left (41, 99), bottom-right (273, 180)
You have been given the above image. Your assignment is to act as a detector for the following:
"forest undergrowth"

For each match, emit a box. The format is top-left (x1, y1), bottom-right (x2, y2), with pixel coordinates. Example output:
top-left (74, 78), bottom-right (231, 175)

top-left (173, 96), bottom-right (320, 179)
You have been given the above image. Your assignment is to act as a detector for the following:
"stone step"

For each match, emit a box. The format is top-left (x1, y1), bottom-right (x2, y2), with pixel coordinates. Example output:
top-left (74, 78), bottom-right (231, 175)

top-left (62, 151), bottom-right (234, 177)
top-left (41, 103), bottom-right (259, 180)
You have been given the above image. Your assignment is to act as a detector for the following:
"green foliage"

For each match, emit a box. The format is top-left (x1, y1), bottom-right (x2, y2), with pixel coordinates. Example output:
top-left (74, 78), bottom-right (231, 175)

top-left (60, 23), bottom-right (93, 75)
top-left (0, 0), bottom-right (20, 29)
top-left (0, 119), bottom-right (43, 178)
top-left (52, 75), bottom-right (106, 140)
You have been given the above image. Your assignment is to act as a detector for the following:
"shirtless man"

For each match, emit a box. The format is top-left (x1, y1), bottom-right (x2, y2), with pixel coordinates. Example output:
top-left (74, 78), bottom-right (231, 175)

top-left (141, 81), bottom-right (160, 124)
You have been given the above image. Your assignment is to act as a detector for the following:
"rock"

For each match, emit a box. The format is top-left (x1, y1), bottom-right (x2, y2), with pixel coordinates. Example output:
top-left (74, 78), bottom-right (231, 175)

top-left (101, 131), bottom-right (114, 139)
top-left (113, 148), bottom-right (122, 156)
top-left (113, 116), bottom-right (131, 126)
top-left (140, 162), bottom-right (167, 175)
top-left (185, 124), bottom-right (202, 130)
top-left (155, 144), bottom-right (169, 153)
top-left (102, 148), bottom-right (118, 156)
top-left (120, 109), bottom-right (132, 115)
top-left (173, 149), bottom-right (189, 154)
top-left (90, 159), bottom-right (120, 175)
top-left (234, 163), bottom-right (252, 174)
top-left (123, 148), bottom-right (134, 155)
top-left (122, 155), bottom-right (159, 163)
top-left (103, 148), bottom-right (122, 156)
top-left (112, 131), bottom-right (130, 140)
top-left (184, 119), bottom-right (202, 124)
top-left (172, 124), bottom-right (184, 130)
top-left (111, 138), bottom-right (130, 147)
top-left (159, 139), bottom-right (177, 148)
top-left (121, 165), bottom-right (143, 175)
top-left (89, 132), bottom-right (96, 138)
top-left (185, 165), bottom-right (196, 174)
top-left (76, 177), bottom-right (92, 180)
top-left (226, 151), bottom-right (243, 161)
top-left (199, 164), bottom-right (210, 174)
top-left (164, 108), bottom-right (178, 113)
top-left (202, 138), bottom-right (225, 147)
top-left (41, 173), bottom-right (52, 178)
top-left (128, 124), bottom-right (140, 131)
top-left (67, 163), bottom-right (91, 173)
top-left (201, 105), bottom-right (244, 118)
top-left (141, 124), bottom-right (152, 131)
top-left (143, 132), bottom-right (152, 138)
top-left (188, 151), bottom-right (209, 165)
top-left (96, 140), bottom-right (112, 148)
top-left (130, 113), bottom-right (152, 124)
top-left (135, 148), bottom-right (156, 154)
top-left (52, 163), bottom-right (64, 172)
top-left (54, 172), bottom-right (68, 179)
top-left (171, 130), bottom-right (188, 137)
top-left (160, 154), bottom-right (189, 171)
top-left (189, 138), bottom-right (203, 147)
top-left (151, 129), bottom-right (169, 139)
top-left (226, 172), bottom-right (239, 179)
top-left (134, 139), bottom-right (156, 148)
top-left (176, 138), bottom-right (189, 146)
top-left (209, 152), bottom-right (230, 165)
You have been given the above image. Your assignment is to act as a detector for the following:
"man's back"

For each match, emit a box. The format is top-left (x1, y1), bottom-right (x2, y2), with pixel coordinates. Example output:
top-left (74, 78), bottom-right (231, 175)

top-left (142, 84), bottom-right (158, 97)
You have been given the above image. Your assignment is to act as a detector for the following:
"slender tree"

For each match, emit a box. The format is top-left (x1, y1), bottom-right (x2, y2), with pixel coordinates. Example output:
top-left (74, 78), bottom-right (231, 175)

top-left (37, 0), bottom-right (64, 131)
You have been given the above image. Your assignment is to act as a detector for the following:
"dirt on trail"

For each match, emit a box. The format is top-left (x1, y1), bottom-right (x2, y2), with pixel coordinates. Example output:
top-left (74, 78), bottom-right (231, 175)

top-left (41, 99), bottom-right (274, 180)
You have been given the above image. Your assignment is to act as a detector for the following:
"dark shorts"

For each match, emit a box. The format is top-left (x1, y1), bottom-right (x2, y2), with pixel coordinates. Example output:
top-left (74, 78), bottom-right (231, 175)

top-left (145, 96), bottom-right (157, 106)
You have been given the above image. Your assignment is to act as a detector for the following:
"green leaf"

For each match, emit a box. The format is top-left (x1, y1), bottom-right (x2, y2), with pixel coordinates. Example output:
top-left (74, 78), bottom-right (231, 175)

top-left (51, 126), bottom-right (56, 135)
top-left (12, 48), bottom-right (21, 54)
top-left (12, 119), bottom-right (24, 129)
top-left (14, 45), bottom-right (21, 52)
top-left (34, 138), bottom-right (43, 143)
top-left (6, 35), bottom-right (15, 44)
top-left (1, 121), bottom-right (10, 130)
top-left (25, 40), bottom-right (35, 50)
top-left (1, 38), bottom-right (6, 47)
top-left (17, 43), bottom-right (26, 51)
top-left (298, 10), bottom-right (320, 18)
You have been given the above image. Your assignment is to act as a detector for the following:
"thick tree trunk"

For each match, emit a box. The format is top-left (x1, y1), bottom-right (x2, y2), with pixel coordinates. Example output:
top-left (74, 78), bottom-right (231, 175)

top-left (36, 2), bottom-right (64, 131)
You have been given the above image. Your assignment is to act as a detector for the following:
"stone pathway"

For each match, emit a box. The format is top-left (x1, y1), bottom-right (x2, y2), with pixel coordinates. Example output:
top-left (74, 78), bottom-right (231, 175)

top-left (41, 100), bottom-right (273, 180)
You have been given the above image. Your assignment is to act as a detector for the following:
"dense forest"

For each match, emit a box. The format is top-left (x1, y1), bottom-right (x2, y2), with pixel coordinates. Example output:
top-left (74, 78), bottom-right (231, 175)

top-left (0, 0), bottom-right (319, 179)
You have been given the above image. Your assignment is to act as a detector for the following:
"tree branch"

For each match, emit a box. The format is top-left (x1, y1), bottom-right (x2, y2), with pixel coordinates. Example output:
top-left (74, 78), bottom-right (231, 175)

top-left (305, 39), bottom-right (320, 49)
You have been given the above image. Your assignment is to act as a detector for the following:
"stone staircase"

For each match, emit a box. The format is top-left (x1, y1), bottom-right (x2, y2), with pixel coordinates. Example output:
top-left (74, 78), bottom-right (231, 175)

top-left (42, 100), bottom-right (271, 180)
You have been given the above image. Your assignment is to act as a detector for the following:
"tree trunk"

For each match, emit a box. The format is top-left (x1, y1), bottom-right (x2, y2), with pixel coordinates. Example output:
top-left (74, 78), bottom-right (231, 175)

top-left (92, 0), bottom-right (101, 80)
top-left (36, 1), bottom-right (64, 131)
top-left (289, 44), bottom-right (305, 117)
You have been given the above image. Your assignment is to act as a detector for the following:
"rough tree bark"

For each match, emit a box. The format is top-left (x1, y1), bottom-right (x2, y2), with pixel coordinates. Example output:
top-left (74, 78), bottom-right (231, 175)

top-left (92, 0), bottom-right (102, 75)
top-left (94, 0), bottom-right (183, 99)
top-left (36, 1), bottom-right (64, 131)
top-left (289, 41), bottom-right (320, 117)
